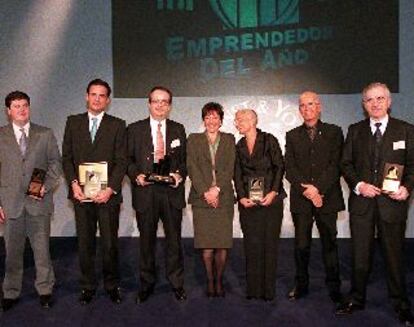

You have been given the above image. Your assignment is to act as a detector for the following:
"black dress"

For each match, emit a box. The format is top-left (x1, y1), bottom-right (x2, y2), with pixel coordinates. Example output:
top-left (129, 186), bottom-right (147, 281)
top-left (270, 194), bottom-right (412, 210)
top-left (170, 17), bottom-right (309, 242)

top-left (234, 129), bottom-right (286, 299)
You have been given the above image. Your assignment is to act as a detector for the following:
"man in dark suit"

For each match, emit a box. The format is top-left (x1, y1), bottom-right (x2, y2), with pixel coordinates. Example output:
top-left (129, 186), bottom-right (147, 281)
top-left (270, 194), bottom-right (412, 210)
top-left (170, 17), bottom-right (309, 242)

top-left (127, 86), bottom-right (187, 303)
top-left (285, 91), bottom-right (345, 305)
top-left (0, 91), bottom-right (62, 311)
top-left (338, 82), bottom-right (414, 325)
top-left (62, 79), bottom-right (127, 305)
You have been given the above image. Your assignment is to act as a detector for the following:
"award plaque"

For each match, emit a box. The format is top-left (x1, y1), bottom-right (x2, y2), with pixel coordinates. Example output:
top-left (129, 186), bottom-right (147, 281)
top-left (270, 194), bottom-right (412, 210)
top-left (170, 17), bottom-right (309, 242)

top-left (79, 162), bottom-right (108, 201)
top-left (382, 163), bottom-right (404, 194)
top-left (248, 177), bottom-right (264, 203)
top-left (26, 168), bottom-right (46, 198)
top-left (145, 155), bottom-right (175, 185)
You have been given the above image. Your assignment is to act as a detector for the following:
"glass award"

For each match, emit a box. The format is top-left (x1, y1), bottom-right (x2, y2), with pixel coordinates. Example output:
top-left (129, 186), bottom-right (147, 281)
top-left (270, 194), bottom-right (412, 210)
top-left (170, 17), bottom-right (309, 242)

top-left (26, 168), bottom-right (46, 198)
top-left (145, 155), bottom-right (175, 185)
top-left (382, 163), bottom-right (404, 194)
top-left (248, 177), bottom-right (264, 203)
top-left (78, 162), bottom-right (108, 201)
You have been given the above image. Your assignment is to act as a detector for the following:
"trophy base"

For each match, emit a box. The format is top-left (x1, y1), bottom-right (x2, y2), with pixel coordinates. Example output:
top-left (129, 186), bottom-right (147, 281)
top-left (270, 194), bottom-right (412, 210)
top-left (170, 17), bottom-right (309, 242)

top-left (26, 181), bottom-right (44, 198)
top-left (382, 179), bottom-right (400, 194)
top-left (145, 173), bottom-right (175, 185)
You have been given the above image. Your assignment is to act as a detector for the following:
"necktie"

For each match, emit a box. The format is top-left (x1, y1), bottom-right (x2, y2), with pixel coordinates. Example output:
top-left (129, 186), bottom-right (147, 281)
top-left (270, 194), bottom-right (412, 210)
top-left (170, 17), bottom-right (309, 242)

top-left (90, 118), bottom-right (98, 142)
top-left (19, 128), bottom-right (27, 156)
top-left (307, 126), bottom-right (317, 142)
top-left (374, 122), bottom-right (382, 143)
top-left (155, 122), bottom-right (165, 162)
top-left (373, 122), bottom-right (382, 185)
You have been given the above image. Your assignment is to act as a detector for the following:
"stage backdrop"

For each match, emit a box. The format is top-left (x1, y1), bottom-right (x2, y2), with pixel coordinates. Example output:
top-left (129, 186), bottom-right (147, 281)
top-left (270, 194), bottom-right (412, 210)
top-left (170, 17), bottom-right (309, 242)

top-left (0, 0), bottom-right (413, 238)
top-left (113, 0), bottom-right (398, 97)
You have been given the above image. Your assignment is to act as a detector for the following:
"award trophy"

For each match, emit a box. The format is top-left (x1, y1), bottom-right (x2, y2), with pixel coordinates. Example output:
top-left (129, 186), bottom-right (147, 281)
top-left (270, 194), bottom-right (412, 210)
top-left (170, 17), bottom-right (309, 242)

top-left (26, 168), bottom-right (46, 198)
top-left (248, 177), bottom-right (264, 203)
top-left (145, 155), bottom-right (175, 185)
top-left (78, 162), bottom-right (108, 201)
top-left (382, 163), bottom-right (404, 194)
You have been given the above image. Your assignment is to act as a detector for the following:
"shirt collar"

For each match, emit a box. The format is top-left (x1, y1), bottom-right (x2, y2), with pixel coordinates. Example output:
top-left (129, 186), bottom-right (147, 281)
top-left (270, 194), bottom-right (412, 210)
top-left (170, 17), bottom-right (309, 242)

top-left (88, 111), bottom-right (105, 121)
top-left (12, 121), bottom-right (30, 134)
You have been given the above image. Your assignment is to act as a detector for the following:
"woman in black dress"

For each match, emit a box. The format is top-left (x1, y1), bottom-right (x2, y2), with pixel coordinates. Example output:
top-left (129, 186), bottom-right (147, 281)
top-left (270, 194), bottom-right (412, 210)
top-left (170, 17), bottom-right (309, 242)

top-left (234, 109), bottom-right (286, 302)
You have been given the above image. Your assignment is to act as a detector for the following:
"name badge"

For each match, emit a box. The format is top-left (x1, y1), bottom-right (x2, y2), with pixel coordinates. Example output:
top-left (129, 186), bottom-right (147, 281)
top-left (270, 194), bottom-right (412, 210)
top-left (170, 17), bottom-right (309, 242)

top-left (393, 140), bottom-right (405, 150)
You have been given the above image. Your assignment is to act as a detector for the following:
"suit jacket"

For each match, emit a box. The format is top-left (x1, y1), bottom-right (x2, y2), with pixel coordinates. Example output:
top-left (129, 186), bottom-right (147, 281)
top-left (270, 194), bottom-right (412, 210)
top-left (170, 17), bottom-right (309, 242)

top-left (187, 132), bottom-right (235, 208)
top-left (341, 117), bottom-right (414, 222)
top-left (0, 123), bottom-right (62, 218)
top-left (127, 118), bottom-right (187, 213)
top-left (234, 129), bottom-right (286, 204)
top-left (285, 121), bottom-right (345, 214)
top-left (62, 112), bottom-right (127, 205)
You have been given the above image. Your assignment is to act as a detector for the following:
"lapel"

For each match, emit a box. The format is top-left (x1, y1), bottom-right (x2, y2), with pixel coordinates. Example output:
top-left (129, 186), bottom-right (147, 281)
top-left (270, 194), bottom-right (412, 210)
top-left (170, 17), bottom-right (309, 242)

top-left (360, 119), bottom-right (373, 165)
top-left (298, 124), bottom-right (312, 148)
top-left (144, 117), bottom-right (155, 156)
top-left (26, 123), bottom-right (40, 158)
top-left (80, 113), bottom-right (93, 147)
top-left (4, 124), bottom-right (21, 157)
top-left (165, 119), bottom-right (172, 154)
top-left (381, 117), bottom-right (398, 157)
top-left (93, 113), bottom-right (109, 146)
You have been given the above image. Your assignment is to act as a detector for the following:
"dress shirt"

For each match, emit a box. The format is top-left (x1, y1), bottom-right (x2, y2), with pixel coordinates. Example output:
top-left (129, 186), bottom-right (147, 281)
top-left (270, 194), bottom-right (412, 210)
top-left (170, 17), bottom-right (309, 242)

top-left (88, 111), bottom-right (104, 132)
top-left (12, 122), bottom-right (30, 143)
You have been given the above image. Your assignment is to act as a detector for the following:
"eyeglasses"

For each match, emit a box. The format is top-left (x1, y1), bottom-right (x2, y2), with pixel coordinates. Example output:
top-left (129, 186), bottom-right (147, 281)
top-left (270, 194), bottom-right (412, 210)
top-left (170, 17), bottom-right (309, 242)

top-left (299, 102), bottom-right (319, 109)
top-left (150, 99), bottom-right (170, 106)
top-left (364, 96), bottom-right (387, 104)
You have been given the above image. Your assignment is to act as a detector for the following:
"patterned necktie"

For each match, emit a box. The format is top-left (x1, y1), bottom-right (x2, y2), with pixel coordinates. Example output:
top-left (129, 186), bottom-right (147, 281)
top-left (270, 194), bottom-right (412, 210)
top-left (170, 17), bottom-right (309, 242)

top-left (373, 122), bottom-right (382, 185)
top-left (19, 127), bottom-right (27, 156)
top-left (307, 126), bottom-right (317, 142)
top-left (374, 122), bottom-right (382, 143)
top-left (155, 122), bottom-right (165, 162)
top-left (90, 117), bottom-right (98, 142)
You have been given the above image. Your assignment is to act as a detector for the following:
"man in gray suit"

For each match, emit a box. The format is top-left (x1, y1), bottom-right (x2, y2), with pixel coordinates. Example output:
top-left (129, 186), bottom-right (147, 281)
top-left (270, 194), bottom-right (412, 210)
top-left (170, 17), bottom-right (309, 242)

top-left (0, 91), bottom-right (62, 311)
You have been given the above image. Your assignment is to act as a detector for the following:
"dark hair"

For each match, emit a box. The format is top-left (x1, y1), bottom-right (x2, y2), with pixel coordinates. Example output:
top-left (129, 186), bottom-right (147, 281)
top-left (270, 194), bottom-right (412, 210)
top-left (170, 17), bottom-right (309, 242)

top-left (201, 102), bottom-right (224, 121)
top-left (148, 86), bottom-right (173, 103)
top-left (86, 79), bottom-right (111, 97)
top-left (5, 91), bottom-right (30, 108)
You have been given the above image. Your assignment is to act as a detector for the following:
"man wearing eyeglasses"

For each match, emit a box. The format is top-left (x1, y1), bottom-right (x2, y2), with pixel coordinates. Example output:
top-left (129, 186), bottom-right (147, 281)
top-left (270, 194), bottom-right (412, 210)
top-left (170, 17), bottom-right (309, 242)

top-left (127, 86), bottom-right (187, 303)
top-left (285, 91), bottom-right (345, 306)
top-left (338, 82), bottom-right (414, 325)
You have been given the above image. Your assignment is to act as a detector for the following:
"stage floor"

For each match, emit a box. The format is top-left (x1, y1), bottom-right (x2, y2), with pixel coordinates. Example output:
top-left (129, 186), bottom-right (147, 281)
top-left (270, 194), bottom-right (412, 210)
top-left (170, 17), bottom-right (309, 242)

top-left (0, 238), bottom-right (412, 326)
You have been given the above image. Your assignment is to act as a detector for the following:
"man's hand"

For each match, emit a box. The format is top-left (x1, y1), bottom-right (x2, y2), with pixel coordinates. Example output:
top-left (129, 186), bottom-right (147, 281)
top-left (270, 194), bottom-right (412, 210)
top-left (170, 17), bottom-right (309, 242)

top-left (240, 197), bottom-right (257, 208)
top-left (311, 193), bottom-right (323, 208)
top-left (0, 207), bottom-right (6, 223)
top-left (260, 191), bottom-right (277, 207)
top-left (72, 181), bottom-right (87, 201)
top-left (358, 182), bottom-right (381, 198)
top-left (136, 174), bottom-right (153, 187)
top-left (301, 184), bottom-right (319, 200)
top-left (169, 173), bottom-right (182, 188)
top-left (388, 185), bottom-right (410, 201)
top-left (29, 185), bottom-right (46, 201)
top-left (94, 187), bottom-right (114, 204)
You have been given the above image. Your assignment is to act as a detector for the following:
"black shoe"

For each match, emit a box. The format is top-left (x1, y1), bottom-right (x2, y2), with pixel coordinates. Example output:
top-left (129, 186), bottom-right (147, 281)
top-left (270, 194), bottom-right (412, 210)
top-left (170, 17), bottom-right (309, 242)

top-left (1, 298), bottom-right (18, 312)
top-left (79, 289), bottom-right (96, 305)
top-left (107, 287), bottom-right (122, 304)
top-left (136, 287), bottom-right (154, 304)
top-left (397, 309), bottom-right (414, 326)
top-left (39, 294), bottom-right (53, 309)
top-left (206, 291), bottom-right (215, 298)
top-left (335, 301), bottom-right (364, 315)
top-left (246, 295), bottom-right (257, 300)
top-left (173, 287), bottom-right (187, 302)
top-left (288, 287), bottom-right (308, 301)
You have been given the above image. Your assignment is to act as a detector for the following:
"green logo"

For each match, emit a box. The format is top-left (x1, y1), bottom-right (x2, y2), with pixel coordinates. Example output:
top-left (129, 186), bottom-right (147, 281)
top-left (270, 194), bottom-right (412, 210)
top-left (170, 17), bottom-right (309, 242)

top-left (156, 0), bottom-right (299, 29)
top-left (209, 0), bottom-right (299, 29)
top-left (156, 0), bottom-right (194, 11)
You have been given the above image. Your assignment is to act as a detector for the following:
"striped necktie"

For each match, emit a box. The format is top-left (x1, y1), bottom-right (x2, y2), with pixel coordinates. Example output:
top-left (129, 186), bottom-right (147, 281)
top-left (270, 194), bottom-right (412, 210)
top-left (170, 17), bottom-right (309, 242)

top-left (90, 118), bottom-right (98, 142)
